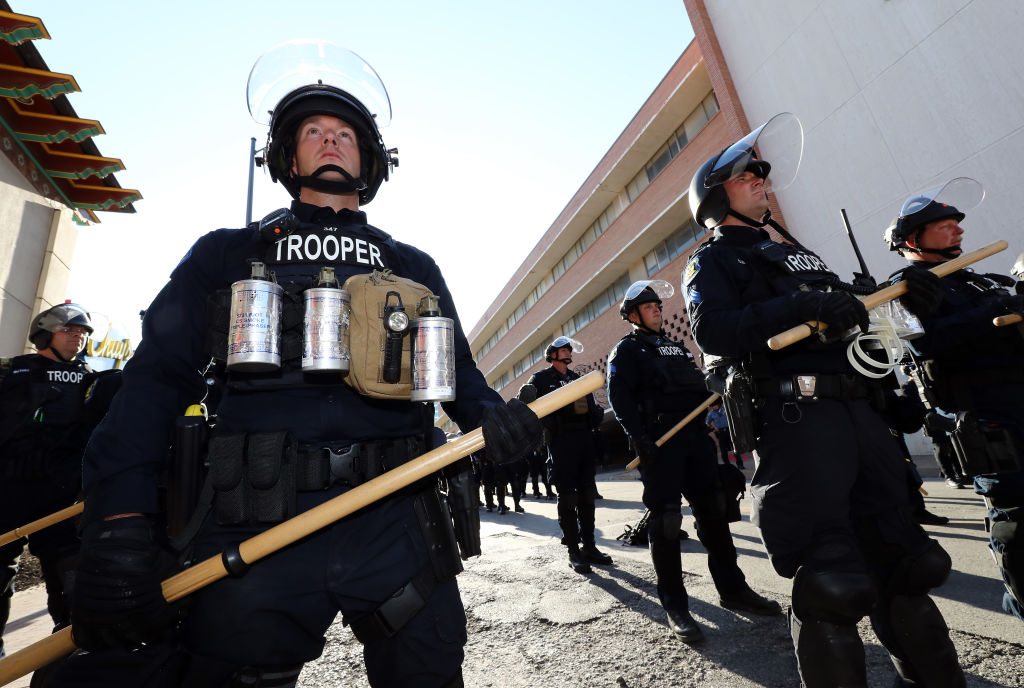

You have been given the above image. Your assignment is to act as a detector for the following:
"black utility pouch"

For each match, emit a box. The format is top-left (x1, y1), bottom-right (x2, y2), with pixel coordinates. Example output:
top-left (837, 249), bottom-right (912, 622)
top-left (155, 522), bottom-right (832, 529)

top-left (209, 430), bottom-right (298, 525)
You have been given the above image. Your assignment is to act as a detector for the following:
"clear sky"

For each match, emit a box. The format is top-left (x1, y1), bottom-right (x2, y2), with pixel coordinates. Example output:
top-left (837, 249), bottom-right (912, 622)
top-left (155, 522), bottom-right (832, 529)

top-left (28, 1), bottom-right (694, 344)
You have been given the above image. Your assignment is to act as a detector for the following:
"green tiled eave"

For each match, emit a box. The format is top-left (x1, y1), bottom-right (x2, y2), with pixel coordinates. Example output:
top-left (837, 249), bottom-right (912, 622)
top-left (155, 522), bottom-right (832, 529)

top-left (47, 162), bottom-right (122, 180)
top-left (0, 80), bottom-right (74, 100)
top-left (74, 193), bottom-right (141, 211)
top-left (1, 25), bottom-right (45, 45)
top-left (20, 124), bottom-right (101, 143)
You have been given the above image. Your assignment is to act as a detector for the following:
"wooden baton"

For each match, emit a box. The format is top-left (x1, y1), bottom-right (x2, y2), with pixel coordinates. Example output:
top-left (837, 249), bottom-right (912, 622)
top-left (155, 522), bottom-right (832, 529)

top-left (993, 313), bottom-right (1023, 327)
top-left (0, 503), bottom-right (83, 548)
top-left (625, 393), bottom-right (721, 471)
top-left (767, 240), bottom-right (1009, 351)
top-left (0, 371), bottom-right (604, 686)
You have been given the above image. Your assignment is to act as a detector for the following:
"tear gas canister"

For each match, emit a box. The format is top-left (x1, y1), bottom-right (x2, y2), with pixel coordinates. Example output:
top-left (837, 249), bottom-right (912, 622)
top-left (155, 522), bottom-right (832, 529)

top-left (411, 295), bottom-right (455, 402)
top-left (302, 266), bottom-right (351, 373)
top-left (227, 261), bottom-right (282, 372)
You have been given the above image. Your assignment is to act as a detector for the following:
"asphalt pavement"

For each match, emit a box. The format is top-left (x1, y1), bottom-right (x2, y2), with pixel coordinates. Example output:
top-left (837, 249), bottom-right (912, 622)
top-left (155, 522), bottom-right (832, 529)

top-left (3, 465), bottom-right (1023, 687)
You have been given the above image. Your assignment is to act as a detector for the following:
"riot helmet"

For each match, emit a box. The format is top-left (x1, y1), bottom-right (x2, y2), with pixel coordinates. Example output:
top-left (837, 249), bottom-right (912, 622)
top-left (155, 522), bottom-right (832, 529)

top-left (884, 177), bottom-right (983, 258)
top-left (248, 39), bottom-right (397, 204)
top-left (619, 279), bottom-right (674, 320)
top-left (545, 336), bottom-right (583, 362)
top-left (30, 303), bottom-right (93, 349)
top-left (689, 112), bottom-right (803, 229)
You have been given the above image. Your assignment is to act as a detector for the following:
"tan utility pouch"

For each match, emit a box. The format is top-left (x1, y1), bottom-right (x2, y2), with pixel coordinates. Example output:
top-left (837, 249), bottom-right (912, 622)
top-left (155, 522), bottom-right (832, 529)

top-left (573, 397), bottom-right (589, 414)
top-left (342, 269), bottom-right (433, 399)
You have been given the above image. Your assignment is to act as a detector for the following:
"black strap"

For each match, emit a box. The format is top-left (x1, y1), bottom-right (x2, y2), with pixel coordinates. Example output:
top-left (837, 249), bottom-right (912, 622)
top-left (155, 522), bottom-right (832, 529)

top-left (295, 436), bottom-right (423, 490)
top-left (348, 563), bottom-right (437, 644)
top-left (756, 373), bottom-right (873, 401)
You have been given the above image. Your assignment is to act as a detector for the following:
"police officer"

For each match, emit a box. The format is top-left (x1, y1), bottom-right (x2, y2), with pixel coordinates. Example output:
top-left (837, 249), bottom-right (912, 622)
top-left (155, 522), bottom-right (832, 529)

top-left (885, 180), bottom-right (1024, 622)
top-left (682, 117), bottom-right (964, 687)
top-left (607, 280), bottom-right (780, 643)
top-left (56, 40), bottom-right (540, 688)
top-left (0, 304), bottom-right (117, 658)
top-left (526, 336), bottom-right (611, 574)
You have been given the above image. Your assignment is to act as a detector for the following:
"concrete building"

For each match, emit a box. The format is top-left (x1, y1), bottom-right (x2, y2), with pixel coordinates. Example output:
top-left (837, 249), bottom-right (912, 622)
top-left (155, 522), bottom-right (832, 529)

top-left (465, 0), bottom-right (1021, 461)
top-left (0, 3), bottom-right (139, 356)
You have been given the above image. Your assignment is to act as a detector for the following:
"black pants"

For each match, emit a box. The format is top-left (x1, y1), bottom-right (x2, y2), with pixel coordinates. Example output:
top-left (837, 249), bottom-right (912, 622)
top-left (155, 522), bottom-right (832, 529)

top-left (752, 397), bottom-right (956, 682)
top-left (54, 490), bottom-right (466, 688)
top-left (548, 427), bottom-right (597, 545)
top-left (641, 426), bottom-right (746, 610)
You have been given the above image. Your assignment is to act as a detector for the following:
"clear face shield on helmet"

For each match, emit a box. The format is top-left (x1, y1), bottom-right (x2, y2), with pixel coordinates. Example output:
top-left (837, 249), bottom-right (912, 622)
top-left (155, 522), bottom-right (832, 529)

top-left (624, 279), bottom-right (674, 302)
top-left (246, 39), bottom-right (392, 127)
top-left (897, 177), bottom-right (985, 222)
top-left (704, 112), bottom-right (804, 192)
top-left (550, 336), bottom-right (584, 354)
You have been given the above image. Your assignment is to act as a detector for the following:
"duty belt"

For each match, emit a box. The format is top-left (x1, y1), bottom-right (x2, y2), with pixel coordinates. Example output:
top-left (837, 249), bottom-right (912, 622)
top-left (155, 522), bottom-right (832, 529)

top-left (756, 373), bottom-right (872, 402)
top-left (295, 436), bottom-right (423, 491)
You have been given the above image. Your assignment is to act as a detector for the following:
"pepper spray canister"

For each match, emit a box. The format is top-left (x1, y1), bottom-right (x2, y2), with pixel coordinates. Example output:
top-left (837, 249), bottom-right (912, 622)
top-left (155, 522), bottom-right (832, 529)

top-left (302, 267), bottom-right (351, 374)
top-left (411, 294), bottom-right (455, 402)
top-left (227, 261), bottom-right (283, 372)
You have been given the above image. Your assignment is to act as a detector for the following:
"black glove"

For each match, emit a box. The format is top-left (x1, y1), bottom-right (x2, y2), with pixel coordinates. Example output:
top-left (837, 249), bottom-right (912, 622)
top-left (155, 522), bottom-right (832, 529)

top-left (632, 435), bottom-right (659, 466)
top-left (791, 290), bottom-right (869, 334)
top-left (71, 516), bottom-right (177, 650)
top-left (482, 399), bottom-right (543, 465)
top-left (997, 292), bottom-right (1024, 315)
top-left (898, 266), bottom-right (944, 318)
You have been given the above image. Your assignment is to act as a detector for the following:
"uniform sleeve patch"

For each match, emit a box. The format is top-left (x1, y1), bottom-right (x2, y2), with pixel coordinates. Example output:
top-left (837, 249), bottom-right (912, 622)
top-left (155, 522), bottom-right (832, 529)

top-left (682, 256), bottom-right (700, 286)
top-left (686, 286), bottom-right (702, 305)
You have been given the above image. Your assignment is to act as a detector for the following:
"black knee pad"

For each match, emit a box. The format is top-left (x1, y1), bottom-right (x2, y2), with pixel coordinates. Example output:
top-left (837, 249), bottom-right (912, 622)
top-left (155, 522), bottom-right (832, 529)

top-left (792, 566), bottom-right (877, 624)
top-left (889, 540), bottom-right (952, 596)
top-left (649, 509), bottom-right (682, 542)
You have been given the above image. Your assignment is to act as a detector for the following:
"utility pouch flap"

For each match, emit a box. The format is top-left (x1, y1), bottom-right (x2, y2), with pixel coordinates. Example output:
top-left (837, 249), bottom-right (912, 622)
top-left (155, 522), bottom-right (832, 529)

top-left (342, 270), bottom-right (434, 399)
top-left (209, 432), bottom-right (246, 490)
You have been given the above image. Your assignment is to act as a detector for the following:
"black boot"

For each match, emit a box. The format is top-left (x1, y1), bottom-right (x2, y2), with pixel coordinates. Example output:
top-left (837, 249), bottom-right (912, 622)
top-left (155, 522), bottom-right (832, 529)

top-left (719, 586), bottom-right (782, 615)
top-left (580, 542), bottom-right (613, 565)
top-left (666, 609), bottom-right (704, 643)
top-left (567, 546), bottom-right (592, 574)
top-left (915, 508), bottom-right (949, 526)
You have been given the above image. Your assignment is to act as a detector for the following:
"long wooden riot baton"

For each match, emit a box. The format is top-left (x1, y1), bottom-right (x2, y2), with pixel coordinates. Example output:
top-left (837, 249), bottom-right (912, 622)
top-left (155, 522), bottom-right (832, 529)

top-left (0, 371), bottom-right (604, 686)
top-left (625, 393), bottom-right (721, 471)
top-left (0, 503), bottom-right (83, 548)
top-left (767, 240), bottom-right (1009, 351)
top-left (994, 313), bottom-right (1023, 327)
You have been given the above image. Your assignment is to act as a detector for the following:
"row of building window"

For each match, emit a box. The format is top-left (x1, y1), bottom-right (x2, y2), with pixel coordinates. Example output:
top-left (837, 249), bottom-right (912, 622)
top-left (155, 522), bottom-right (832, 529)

top-left (643, 218), bottom-right (704, 277)
top-left (494, 272), bottom-right (631, 392)
top-left (482, 91), bottom-right (719, 387)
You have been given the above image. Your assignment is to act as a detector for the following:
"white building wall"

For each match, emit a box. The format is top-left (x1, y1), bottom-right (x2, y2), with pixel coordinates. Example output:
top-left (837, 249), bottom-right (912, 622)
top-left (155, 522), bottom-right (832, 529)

top-left (707, 0), bottom-right (1023, 277)
top-left (0, 152), bottom-right (78, 355)
top-left (704, 0), bottom-right (1024, 457)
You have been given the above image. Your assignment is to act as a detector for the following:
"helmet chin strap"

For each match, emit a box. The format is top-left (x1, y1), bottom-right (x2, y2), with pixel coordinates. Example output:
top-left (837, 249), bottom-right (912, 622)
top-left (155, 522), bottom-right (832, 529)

top-left (294, 164), bottom-right (368, 195)
top-left (722, 207), bottom-right (811, 252)
top-left (47, 344), bottom-right (72, 363)
top-left (904, 244), bottom-right (962, 260)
